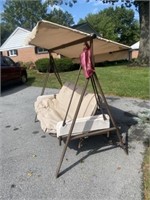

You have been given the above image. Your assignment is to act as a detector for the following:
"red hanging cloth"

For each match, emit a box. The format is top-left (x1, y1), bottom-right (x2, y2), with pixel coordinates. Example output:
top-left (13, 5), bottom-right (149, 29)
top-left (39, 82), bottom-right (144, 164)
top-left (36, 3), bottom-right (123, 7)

top-left (80, 43), bottom-right (95, 79)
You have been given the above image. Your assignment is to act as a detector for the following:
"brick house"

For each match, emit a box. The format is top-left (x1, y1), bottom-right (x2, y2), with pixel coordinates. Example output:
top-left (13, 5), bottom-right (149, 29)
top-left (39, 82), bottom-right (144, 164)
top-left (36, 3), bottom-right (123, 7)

top-left (0, 27), bottom-right (60, 63)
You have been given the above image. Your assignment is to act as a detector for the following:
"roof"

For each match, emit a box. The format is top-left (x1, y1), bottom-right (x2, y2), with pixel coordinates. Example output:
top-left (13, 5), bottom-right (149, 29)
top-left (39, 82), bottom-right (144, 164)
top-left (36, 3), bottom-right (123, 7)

top-left (131, 41), bottom-right (139, 50)
top-left (0, 27), bottom-right (32, 51)
top-left (26, 20), bottom-right (130, 63)
top-left (72, 22), bottom-right (100, 36)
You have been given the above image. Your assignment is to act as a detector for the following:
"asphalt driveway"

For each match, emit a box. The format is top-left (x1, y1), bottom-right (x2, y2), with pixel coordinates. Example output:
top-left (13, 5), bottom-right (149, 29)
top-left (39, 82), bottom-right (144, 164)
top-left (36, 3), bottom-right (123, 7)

top-left (0, 85), bottom-right (150, 200)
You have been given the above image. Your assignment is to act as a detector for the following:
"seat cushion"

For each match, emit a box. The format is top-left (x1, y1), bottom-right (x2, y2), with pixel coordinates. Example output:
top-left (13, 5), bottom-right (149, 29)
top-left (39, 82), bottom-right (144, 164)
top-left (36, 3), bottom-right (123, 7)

top-left (56, 114), bottom-right (110, 137)
top-left (34, 82), bottom-right (97, 133)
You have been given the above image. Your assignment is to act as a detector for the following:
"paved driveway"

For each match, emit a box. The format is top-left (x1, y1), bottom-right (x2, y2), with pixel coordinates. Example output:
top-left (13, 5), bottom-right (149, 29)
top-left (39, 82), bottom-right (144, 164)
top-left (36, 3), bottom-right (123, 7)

top-left (0, 85), bottom-right (150, 200)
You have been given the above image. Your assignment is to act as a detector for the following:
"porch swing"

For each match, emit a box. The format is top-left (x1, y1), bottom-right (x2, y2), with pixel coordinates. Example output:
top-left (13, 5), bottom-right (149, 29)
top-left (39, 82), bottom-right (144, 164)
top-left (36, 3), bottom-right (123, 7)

top-left (27, 20), bottom-right (128, 178)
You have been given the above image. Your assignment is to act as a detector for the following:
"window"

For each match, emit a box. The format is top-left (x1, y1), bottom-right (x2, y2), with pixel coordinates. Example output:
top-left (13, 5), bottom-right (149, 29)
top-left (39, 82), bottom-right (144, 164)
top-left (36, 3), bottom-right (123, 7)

top-left (35, 47), bottom-right (48, 54)
top-left (8, 49), bottom-right (18, 56)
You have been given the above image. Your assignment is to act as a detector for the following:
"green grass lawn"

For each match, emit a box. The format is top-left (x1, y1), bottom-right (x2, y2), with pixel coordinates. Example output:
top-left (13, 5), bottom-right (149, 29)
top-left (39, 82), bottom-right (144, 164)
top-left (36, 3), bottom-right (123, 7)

top-left (27, 65), bottom-right (149, 99)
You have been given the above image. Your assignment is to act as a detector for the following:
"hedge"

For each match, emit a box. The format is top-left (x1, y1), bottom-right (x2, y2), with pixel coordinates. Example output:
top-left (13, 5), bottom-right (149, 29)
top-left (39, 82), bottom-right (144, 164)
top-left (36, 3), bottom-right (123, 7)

top-left (35, 58), bottom-right (49, 73)
top-left (35, 58), bottom-right (79, 73)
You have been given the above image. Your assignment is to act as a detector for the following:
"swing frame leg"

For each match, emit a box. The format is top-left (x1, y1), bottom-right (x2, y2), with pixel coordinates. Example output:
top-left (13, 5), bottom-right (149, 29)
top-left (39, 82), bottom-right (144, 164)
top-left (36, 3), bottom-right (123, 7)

top-left (34, 51), bottom-right (62, 122)
top-left (55, 79), bottom-right (89, 178)
top-left (93, 73), bottom-right (127, 154)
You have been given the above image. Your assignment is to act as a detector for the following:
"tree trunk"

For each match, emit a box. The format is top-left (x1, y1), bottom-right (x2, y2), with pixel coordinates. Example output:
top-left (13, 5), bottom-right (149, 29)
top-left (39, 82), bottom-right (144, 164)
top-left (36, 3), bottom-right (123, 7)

top-left (138, 1), bottom-right (149, 65)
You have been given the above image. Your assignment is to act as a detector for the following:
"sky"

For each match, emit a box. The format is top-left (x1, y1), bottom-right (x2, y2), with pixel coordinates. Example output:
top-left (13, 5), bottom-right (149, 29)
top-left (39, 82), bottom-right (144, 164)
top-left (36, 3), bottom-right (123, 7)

top-left (54, 0), bottom-right (139, 24)
top-left (0, 0), bottom-right (139, 24)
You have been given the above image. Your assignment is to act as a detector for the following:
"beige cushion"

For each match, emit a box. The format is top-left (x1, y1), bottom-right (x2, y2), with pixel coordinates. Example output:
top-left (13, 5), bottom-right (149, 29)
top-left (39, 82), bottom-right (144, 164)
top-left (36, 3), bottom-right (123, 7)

top-left (34, 82), bottom-right (97, 133)
top-left (56, 114), bottom-right (110, 137)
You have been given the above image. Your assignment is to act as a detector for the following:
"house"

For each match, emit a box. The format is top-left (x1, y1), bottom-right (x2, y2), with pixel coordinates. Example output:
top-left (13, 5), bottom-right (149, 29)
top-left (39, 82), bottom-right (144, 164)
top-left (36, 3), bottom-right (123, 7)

top-left (0, 27), bottom-right (60, 63)
top-left (130, 41), bottom-right (139, 59)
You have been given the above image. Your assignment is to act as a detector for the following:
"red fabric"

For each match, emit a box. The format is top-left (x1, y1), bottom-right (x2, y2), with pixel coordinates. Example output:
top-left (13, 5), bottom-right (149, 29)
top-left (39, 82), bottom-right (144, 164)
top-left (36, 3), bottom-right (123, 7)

top-left (80, 45), bottom-right (95, 79)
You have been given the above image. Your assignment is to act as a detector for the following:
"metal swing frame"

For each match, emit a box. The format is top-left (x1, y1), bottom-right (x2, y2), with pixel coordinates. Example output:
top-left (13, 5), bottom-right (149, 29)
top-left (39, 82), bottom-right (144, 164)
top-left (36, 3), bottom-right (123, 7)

top-left (35, 35), bottom-right (127, 178)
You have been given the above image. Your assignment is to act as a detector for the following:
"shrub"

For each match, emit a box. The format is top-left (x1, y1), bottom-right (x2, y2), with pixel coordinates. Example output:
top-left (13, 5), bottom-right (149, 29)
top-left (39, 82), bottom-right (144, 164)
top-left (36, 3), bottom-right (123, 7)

top-left (35, 57), bottom-right (79, 73)
top-left (18, 61), bottom-right (25, 68)
top-left (54, 58), bottom-right (76, 72)
top-left (35, 58), bottom-right (49, 72)
top-left (18, 61), bottom-right (36, 70)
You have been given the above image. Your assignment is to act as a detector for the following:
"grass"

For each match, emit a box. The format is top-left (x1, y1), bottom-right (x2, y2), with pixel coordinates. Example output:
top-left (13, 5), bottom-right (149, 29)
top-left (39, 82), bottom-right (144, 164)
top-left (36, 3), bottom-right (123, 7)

top-left (27, 65), bottom-right (149, 99)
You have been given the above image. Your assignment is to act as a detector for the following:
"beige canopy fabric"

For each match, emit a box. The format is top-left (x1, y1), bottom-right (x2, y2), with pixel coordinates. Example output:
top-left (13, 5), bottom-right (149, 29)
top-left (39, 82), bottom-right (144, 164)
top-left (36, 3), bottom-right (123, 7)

top-left (26, 20), bottom-right (130, 63)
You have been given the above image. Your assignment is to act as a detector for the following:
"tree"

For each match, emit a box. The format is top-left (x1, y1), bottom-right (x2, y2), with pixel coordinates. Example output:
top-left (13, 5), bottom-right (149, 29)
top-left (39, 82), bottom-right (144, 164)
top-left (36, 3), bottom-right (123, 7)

top-left (1, 0), bottom-right (47, 31)
top-left (78, 7), bottom-right (140, 46)
top-left (0, 22), bottom-right (12, 45)
top-left (46, 8), bottom-right (74, 26)
top-left (136, 1), bottom-right (149, 65)
top-left (1, 0), bottom-right (74, 44)
top-left (46, 0), bottom-right (149, 65)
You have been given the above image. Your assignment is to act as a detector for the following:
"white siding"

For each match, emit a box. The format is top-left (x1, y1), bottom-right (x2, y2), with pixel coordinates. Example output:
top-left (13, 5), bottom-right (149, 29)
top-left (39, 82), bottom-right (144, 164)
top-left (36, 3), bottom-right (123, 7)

top-left (0, 27), bottom-right (32, 51)
top-left (131, 41), bottom-right (139, 50)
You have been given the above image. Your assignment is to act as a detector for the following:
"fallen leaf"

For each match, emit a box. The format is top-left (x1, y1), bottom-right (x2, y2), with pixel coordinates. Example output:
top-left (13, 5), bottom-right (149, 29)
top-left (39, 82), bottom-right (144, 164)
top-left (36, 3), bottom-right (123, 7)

top-left (27, 171), bottom-right (33, 177)
top-left (117, 166), bottom-right (121, 170)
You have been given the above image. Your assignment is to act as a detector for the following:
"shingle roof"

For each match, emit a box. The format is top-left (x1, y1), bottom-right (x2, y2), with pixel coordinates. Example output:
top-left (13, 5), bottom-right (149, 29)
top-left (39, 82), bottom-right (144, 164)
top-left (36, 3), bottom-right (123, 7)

top-left (0, 27), bottom-right (32, 51)
top-left (71, 22), bottom-right (100, 36)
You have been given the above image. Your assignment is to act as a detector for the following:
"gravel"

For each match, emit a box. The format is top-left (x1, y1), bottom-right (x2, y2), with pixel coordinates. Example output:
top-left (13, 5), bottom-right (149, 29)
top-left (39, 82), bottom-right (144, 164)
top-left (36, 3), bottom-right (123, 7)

top-left (0, 85), bottom-right (150, 200)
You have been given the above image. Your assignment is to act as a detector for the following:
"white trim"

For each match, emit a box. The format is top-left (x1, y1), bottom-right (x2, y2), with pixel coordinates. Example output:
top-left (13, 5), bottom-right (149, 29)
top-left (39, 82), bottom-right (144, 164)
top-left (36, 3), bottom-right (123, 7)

top-left (0, 45), bottom-right (33, 52)
top-left (131, 41), bottom-right (140, 50)
top-left (9, 55), bottom-right (17, 57)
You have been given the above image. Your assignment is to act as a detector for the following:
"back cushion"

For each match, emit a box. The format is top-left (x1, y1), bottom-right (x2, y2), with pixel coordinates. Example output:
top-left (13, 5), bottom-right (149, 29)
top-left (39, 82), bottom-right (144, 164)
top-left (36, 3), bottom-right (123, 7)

top-left (56, 82), bottom-right (96, 119)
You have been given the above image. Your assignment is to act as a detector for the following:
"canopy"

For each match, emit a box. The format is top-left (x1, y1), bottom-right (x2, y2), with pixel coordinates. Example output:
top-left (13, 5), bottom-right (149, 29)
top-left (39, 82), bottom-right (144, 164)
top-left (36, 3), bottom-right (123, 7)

top-left (26, 20), bottom-right (130, 63)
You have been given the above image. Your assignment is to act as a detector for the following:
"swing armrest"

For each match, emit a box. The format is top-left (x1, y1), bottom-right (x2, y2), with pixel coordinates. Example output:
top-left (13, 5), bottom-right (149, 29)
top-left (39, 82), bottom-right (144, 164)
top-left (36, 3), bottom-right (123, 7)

top-left (56, 114), bottom-right (110, 138)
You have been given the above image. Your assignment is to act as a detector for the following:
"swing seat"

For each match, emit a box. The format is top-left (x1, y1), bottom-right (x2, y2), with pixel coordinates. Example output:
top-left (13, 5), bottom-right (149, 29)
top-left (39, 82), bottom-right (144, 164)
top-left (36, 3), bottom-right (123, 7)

top-left (35, 82), bottom-right (97, 133)
top-left (56, 114), bottom-right (110, 137)
top-left (34, 82), bottom-right (110, 136)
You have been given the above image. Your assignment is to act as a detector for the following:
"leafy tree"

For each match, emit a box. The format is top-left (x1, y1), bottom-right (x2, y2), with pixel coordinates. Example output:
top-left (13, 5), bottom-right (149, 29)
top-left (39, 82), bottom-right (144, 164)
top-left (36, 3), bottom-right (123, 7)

top-left (1, 0), bottom-right (74, 44)
top-left (1, 0), bottom-right (47, 31)
top-left (46, 0), bottom-right (149, 65)
top-left (78, 7), bottom-right (140, 46)
top-left (46, 8), bottom-right (74, 26)
top-left (0, 22), bottom-right (12, 45)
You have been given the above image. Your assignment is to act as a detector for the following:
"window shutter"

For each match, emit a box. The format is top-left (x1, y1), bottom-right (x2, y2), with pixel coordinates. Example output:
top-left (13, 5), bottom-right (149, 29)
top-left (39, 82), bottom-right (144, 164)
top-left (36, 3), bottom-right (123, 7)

top-left (35, 47), bottom-right (38, 54)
